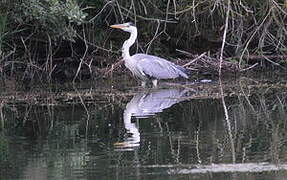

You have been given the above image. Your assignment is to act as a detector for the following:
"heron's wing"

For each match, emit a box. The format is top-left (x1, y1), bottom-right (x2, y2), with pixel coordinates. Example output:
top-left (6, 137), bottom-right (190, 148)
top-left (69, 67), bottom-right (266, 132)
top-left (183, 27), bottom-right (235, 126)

top-left (132, 54), bottom-right (188, 79)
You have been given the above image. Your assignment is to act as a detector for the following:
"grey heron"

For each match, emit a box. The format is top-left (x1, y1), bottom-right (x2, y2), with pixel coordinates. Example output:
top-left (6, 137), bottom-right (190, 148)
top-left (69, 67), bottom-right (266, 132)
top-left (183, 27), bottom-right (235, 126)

top-left (110, 22), bottom-right (189, 87)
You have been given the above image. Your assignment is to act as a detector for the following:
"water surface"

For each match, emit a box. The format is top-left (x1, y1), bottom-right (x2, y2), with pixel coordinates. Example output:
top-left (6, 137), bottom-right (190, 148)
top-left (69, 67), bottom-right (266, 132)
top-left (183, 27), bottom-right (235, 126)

top-left (1, 74), bottom-right (287, 180)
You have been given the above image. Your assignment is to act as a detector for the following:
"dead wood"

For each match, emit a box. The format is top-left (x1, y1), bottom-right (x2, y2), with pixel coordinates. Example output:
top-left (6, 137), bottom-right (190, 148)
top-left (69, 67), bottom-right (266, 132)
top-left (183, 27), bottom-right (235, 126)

top-left (183, 54), bottom-right (239, 74)
top-left (227, 55), bottom-right (287, 61)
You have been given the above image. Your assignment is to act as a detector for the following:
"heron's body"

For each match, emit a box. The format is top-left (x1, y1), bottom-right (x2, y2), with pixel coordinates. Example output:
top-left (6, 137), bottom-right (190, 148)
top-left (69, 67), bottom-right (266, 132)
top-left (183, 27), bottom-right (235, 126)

top-left (110, 22), bottom-right (189, 87)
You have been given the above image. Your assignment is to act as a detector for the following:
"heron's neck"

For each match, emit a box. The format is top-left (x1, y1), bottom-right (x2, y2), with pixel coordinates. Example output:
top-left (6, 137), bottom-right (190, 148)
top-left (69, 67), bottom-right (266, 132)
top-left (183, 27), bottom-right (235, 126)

top-left (123, 109), bottom-right (140, 143)
top-left (122, 29), bottom-right (137, 60)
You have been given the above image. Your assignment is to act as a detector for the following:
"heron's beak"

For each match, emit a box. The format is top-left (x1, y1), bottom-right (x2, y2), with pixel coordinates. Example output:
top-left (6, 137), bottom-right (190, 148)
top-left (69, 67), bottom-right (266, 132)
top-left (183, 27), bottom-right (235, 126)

top-left (110, 24), bottom-right (124, 29)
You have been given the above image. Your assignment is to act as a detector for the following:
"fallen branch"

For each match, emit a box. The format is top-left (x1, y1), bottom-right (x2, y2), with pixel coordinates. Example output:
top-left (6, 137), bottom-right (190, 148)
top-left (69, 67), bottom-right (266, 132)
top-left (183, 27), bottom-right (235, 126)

top-left (240, 63), bottom-right (259, 72)
top-left (227, 55), bottom-right (287, 61)
top-left (181, 53), bottom-right (239, 74)
top-left (183, 52), bottom-right (206, 67)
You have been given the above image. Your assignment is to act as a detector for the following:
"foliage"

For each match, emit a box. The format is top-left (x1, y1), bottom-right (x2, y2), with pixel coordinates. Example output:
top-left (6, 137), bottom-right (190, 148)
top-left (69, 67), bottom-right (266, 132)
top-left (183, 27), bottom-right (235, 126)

top-left (19, 0), bottom-right (87, 41)
top-left (1, 0), bottom-right (287, 78)
top-left (0, 0), bottom-right (89, 77)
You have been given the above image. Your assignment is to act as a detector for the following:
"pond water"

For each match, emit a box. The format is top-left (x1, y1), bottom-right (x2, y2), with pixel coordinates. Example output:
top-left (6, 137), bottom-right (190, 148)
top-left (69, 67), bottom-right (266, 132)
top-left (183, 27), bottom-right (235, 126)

top-left (1, 74), bottom-right (287, 180)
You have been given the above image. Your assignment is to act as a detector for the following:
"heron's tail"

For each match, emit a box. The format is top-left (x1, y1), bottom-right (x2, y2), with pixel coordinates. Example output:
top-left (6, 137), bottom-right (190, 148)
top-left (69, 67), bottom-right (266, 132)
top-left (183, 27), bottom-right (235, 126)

top-left (176, 65), bottom-right (190, 79)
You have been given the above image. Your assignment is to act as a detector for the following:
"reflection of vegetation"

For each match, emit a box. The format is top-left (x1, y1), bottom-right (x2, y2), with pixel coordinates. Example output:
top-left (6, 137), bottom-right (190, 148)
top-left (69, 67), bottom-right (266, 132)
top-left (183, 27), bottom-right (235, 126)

top-left (0, 133), bottom-right (12, 179)
top-left (0, 133), bottom-right (9, 166)
top-left (1, 77), bottom-right (287, 178)
top-left (0, 15), bottom-right (7, 58)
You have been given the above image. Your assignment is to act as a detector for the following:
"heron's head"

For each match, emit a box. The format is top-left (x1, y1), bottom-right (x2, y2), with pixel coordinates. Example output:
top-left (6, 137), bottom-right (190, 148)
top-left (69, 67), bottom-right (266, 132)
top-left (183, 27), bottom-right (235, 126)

top-left (110, 22), bottom-right (137, 33)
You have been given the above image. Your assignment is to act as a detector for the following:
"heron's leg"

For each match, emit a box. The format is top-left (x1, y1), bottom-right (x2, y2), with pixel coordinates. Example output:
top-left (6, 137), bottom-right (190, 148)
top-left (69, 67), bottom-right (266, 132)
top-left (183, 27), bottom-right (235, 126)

top-left (152, 79), bottom-right (158, 87)
top-left (141, 81), bottom-right (147, 87)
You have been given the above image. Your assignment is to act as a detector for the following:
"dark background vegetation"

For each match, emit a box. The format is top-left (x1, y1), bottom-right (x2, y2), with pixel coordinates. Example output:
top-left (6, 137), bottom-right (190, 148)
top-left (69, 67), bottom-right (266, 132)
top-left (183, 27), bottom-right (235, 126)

top-left (0, 0), bottom-right (287, 80)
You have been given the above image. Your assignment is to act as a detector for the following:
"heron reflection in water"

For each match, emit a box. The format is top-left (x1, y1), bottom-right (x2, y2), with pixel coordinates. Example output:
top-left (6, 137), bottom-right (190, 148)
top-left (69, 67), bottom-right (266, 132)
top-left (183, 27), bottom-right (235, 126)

top-left (114, 88), bottom-right (189, 150)
top-left (110, 22), bottom-right (189, 87)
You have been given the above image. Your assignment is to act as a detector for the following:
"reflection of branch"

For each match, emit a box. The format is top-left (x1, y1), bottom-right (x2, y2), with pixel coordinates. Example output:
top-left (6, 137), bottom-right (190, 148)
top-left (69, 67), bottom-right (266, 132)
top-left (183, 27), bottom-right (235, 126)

top-left (47, 96), bottom-right (55, 131)
top-left (73, 85), bottom-right (91, 137)
top-left (196, 122), bottom-right (202, 164)
top-left (219, 78), bottom-right (235, 163)
top-left (156, 117), bottom-right (163, 133)
top-left (270, 122), bottom-right (280, 164)
top-left (239, 78), bottom-right (256, 113)
top-left (0, 101), bottom-right (4, 129)
top-left (167, 122), bottom-right (181, 164)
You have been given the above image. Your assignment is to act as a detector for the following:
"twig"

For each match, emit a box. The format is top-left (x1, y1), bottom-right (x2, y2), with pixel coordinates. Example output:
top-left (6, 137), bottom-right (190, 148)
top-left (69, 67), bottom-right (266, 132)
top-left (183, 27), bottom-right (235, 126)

top-left (176, 49), bottom-right (193, 56)
top-left (73, 28), bottom-right (88, 82)
top-left (103, 59), bottom-right (124, 77)
top-left (183, 52), bottom-right (206, 67)
top-left (140, 0), bottom-right (147, 15)
top-left (164, 0), bottom-right (171, 30)
top-left (219, 0), bottom-right (231, 76)
top-left (118, 5), bottom-right (177, 23)
top-left (146, 20), bottom-right (161, 54)
top-left (240, 63), bottom-right (258, 72)
top-left (172, 0), bottom-right (177, 19)
top-left (228, 55), bottom-right (287, 61)
top-left (115, 0), bottom-right (124, 21)
top-left (262, 55), bottom-right (285, 68)
top-left (239, 9), bottom-right (271, 68)
top-left (89, 1), bottom-right (115, 22)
